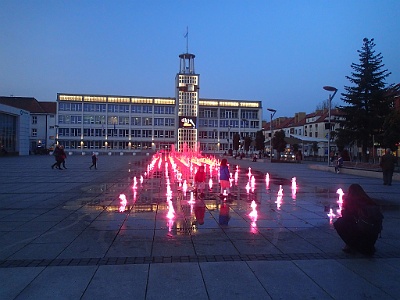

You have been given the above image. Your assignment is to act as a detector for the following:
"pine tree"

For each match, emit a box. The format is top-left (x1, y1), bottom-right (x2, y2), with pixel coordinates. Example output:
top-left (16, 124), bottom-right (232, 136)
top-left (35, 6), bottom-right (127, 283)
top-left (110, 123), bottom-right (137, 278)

top-left (337, 38), bottom-right (395, 162)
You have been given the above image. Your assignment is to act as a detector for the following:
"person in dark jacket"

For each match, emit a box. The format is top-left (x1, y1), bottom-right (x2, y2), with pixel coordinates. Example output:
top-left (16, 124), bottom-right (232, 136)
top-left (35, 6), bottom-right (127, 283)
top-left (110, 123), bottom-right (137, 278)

top-left (51, 145), bottom-right (63, 169)
top-left (334, 184), bottom-right (383, 255)
top-left (380, 148), bottom-right (397, 186)
top-left (89, 153), bottom-right (98, 169)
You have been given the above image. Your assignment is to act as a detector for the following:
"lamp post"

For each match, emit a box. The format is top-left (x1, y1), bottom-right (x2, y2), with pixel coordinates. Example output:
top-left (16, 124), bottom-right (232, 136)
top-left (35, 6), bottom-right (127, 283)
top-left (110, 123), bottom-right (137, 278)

top-left (267, 108), bottom-right (276, 163)
top-left (323, 86), bottom-right (338, 166)
top-left (227, 125), bottom-right (231, 155)
top-left (241, 118), bottom-right (248, 153)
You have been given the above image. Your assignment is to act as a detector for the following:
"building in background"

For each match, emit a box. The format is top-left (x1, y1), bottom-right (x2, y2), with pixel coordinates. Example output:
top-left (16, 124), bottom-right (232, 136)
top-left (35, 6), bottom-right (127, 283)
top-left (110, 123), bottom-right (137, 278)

top-left (56, 52), bottom-right (263, 154)
top-left (0, 97), bottom-right (56, 155)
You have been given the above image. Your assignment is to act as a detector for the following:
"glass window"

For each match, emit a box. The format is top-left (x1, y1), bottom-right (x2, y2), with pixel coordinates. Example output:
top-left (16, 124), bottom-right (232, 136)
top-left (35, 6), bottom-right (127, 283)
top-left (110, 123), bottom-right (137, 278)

top-left (32, 116), bottom-right (37, 124)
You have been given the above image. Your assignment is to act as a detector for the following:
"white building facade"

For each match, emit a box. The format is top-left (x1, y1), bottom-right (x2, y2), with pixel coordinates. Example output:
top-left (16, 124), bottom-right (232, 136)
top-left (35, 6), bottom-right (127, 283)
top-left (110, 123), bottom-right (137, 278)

top-left (56, 52), bottom-right (263, 154)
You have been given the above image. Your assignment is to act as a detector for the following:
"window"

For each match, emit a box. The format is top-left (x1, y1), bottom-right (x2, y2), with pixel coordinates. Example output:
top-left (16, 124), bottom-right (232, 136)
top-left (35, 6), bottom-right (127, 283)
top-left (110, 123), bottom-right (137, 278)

top-left (165, 118), bottom-right (175, 126)
top-left (131, 130), bottom-right (141, 137)
top-left (131, 117), bottom-right (141, 126)
top-left (71, 103), bottom-right (82, 111)
top-left (32, 116), bottom-right (37, 124)
top-left (143, 130), bottom-right (152, 137)
top-left (154, 118), bottom-right (164, 126)
top-left (71, 116), bottom-right (82, 124)
top-left (143, 117), bottom-right (152, 126)
top-left (31, 128), bottom-right (37, 137)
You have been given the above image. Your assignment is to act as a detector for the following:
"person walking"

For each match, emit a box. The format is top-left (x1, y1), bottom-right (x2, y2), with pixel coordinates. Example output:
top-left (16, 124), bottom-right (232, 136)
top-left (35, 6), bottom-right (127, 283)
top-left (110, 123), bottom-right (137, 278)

top-left (59, 145), bottom-right (67, 169)
top-left (89, 152), bottom-right (98, 169)
top-left (51, 145), bottom-right (63, 169)
top-left (380, 148), bottom-right (397, 186)
top-left (335, 154), bottom-right (344, 173)
top-left (219, 158), bottom-right (231, 196)
top-left (333, 184), bottom-right (383, 255)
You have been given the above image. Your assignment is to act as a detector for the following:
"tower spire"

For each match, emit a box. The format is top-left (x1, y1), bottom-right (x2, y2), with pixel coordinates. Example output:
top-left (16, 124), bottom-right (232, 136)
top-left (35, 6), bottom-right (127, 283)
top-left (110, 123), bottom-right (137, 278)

top-left (184, 26), bottom-right (189, 53)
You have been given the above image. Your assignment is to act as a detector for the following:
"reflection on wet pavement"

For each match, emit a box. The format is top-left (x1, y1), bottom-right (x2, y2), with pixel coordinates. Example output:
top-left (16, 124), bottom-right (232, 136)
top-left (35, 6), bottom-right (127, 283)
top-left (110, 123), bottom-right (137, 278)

top-left (69, 151), bottom-right (343, 241)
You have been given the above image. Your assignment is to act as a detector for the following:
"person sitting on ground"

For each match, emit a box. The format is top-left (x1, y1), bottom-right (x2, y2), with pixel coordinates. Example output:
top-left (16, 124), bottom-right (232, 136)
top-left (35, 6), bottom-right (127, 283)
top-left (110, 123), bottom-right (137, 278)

top-left (333, 184), bottom-right (383, 255)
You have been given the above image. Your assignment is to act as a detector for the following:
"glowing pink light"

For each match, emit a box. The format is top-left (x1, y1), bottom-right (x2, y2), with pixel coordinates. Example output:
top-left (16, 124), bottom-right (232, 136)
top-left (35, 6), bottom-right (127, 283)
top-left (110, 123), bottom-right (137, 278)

top-left (291, 177), bottom-right (297, 199)
top-left (251, 176), bottom-right (255, 193)
top-left (278, 185), bottom-right (283, 196)
top-left (275, 195), bottom-right (283, 210)
top-left (265, 173), bottom-right (270, 189)
top-left (132, 191), bottom-right (137, 204)
top-left (248, 167), bottom-right (252, 179)
top-left (188, 191), bottom-right (195, 204)
top-left (208, 178), bottom-right (213, 190)
top-left (132, 177), bottom-right (138, 190)
top-left (249, 200), bottom-right (258, 219)
top-left (182, 180), bottom-right (188, 195)
top-left (327, 208), bottom-right (336, 224)
top-left (167, 199), bottom-right (175, 219)
top-left (245, 182), bottom-right (251, 194)
top-left (119, 194), bottom-right (127, 212)
top-left (234, 169), bottom-right (239, 185)
top-left (336, 188), bottom-right (344, 216)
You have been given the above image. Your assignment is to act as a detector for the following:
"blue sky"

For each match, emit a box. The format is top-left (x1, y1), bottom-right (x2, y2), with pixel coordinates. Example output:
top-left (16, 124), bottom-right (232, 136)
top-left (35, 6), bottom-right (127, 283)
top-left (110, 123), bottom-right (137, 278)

top-left (1, 0), bottom-right (399, 119)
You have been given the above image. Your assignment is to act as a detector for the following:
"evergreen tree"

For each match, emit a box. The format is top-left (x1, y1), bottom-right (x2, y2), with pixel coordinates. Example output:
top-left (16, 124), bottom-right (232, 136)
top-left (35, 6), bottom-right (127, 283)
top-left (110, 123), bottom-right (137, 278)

top-left (255, 130), bottom-right (265, 151)
top-left (271, 130), bottom-right (286, 160)
top-left (337, 38), bottom-right (396, 162)
top-left (232, 133), bottom-right (240, 152)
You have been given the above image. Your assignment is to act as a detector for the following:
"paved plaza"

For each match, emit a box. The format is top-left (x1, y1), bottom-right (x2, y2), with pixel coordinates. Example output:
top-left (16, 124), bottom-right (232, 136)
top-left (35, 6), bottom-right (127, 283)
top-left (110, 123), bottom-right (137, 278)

top-left (0, 153), bottom-right (399, 300)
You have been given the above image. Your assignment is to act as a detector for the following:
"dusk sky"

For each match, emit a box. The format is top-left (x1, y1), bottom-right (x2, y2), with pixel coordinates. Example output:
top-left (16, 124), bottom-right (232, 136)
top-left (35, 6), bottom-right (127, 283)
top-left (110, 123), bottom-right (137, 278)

top-left (1, 0), bottom-right (399, 119)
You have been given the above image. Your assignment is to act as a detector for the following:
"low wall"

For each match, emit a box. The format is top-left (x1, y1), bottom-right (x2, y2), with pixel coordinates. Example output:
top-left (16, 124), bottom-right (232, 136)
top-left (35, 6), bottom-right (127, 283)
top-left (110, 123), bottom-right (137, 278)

top-left (309, 164), bottom-right (400, 181)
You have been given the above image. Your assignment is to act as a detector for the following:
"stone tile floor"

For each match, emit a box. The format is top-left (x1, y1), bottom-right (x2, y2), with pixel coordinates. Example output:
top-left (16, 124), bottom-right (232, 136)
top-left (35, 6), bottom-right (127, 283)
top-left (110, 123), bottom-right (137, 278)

top-left (0, 154), bottom-right (399, 299)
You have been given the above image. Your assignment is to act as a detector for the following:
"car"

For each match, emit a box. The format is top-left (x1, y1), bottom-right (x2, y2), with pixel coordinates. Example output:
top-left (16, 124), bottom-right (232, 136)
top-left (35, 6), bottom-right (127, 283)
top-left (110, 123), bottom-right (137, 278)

top-left (34, 145), bottom-right (50, 155)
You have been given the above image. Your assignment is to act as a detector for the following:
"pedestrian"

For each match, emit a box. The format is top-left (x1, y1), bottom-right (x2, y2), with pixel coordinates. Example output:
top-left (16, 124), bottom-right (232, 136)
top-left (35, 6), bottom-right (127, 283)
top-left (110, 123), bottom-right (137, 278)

top-left (51, 145), bottom-right (63, 169)
top-left (59, 145), bottom-right (67, 169)
top-left (219, 158), bottom-right (231, 196)
top-left (335, 154), bottom-right (343, 173)
top-left (333, 184), bottom-right (383, 255)
top-left (380, 148), bottom-right (397, 186)
top-left (89, 152), bottom-right (98, 169)
top-left (194, 165), bottom-right (206, 196)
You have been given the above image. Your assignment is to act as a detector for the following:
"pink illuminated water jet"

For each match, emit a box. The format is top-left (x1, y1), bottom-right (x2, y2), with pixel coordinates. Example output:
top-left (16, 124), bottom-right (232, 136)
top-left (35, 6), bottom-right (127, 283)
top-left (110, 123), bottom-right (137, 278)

top-left (119, 194), bottom-right (127, 212)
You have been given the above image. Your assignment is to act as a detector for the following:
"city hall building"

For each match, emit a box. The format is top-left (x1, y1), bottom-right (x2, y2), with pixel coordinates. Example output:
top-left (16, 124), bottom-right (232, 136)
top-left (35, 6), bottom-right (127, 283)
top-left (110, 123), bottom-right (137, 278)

top-left (56, 52), bottom-right (262, 154)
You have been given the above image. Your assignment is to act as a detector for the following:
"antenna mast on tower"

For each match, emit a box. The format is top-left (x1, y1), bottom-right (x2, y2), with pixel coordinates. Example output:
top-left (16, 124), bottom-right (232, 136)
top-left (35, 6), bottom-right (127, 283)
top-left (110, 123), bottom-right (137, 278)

top-left (184, 26), bottom-right (189, 53)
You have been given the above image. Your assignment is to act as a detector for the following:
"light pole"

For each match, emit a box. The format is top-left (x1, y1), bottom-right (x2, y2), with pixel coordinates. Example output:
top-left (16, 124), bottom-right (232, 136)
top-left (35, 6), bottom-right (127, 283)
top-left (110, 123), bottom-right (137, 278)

top-left (227, 125), bottom-right (231, 154)
top-left (323, 86), bottom-right (338, 166)
top-left (267, 108), bottom-right (276, 163)
top-left (242, 118), bottom-right (248, 154)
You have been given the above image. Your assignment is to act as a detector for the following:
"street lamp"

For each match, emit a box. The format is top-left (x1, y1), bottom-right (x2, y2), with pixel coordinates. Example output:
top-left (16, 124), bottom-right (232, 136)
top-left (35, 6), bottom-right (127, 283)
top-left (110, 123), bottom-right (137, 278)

top-left (227, 125), bottom-right (231, 154)
top-left (267, 108), bottom-right (276, 163)
top-left (323, 86), bottom-right (338, 166)
top-left (242, 118), bottom-right (248, 153)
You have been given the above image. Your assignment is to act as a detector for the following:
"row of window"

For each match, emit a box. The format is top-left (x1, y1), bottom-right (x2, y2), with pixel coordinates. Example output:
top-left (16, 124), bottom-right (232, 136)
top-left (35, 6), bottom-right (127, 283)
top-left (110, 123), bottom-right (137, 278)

top-left (57, 115), bottom-right (260, 129)
top-left (58, 128), bottom-right (176, 138)
top-left (59, 103), bottom-right (175, 114)
top-left (198, 119), bottom-right (260, 128)
top-left (56, 140), bottom-right (156, 150)
top-left (58, 115), bottom-right (176, 126)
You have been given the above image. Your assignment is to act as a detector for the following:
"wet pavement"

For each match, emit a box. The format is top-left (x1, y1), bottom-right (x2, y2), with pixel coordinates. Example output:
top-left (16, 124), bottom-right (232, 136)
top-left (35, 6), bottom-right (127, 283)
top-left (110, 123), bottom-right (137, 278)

top-left (0, 153), bottom-right (399, 299)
